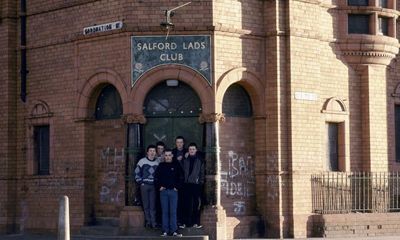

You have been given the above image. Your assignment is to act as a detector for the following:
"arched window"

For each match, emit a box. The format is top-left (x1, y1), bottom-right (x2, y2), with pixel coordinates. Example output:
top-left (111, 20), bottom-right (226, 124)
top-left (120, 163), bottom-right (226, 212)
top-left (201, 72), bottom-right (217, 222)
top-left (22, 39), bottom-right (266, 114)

top-left (143, 81), bottom-right (202, 148)
top-left (222, 83), bottom-right (253, 117)
top-left (95, 85), bottom-right (123, 120)
top-left (143, 81), bottom-right (202, 117)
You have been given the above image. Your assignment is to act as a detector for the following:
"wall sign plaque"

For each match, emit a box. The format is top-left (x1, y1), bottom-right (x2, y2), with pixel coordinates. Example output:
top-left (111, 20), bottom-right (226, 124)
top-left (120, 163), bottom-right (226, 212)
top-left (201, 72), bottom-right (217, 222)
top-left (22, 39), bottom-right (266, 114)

top-left (131, 35), bottom-right (212, 86)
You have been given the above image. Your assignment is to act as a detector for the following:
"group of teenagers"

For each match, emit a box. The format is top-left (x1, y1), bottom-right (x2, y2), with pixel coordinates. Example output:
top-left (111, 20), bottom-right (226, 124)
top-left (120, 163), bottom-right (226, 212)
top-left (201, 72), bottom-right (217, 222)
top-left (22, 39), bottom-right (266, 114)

top-left (134, 136), bottom-right (205, 237)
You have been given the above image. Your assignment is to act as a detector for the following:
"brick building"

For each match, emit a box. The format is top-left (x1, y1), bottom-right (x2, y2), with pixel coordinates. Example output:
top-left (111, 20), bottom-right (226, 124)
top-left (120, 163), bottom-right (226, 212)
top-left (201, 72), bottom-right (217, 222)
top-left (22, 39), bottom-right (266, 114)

top-left (2, 0), bottom-right (400, 239)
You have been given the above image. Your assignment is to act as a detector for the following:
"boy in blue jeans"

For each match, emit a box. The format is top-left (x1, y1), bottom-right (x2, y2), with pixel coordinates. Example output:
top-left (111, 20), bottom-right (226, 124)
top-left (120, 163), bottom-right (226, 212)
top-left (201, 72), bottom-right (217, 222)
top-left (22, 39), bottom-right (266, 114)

top-left (154, 149), bottom-right (183, 237)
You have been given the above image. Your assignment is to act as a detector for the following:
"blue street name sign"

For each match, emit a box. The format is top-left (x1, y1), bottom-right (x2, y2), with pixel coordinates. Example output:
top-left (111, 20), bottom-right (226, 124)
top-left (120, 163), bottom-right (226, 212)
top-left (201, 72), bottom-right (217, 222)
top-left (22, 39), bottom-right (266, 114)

top-left (131, 35), bottom-right (212, 86)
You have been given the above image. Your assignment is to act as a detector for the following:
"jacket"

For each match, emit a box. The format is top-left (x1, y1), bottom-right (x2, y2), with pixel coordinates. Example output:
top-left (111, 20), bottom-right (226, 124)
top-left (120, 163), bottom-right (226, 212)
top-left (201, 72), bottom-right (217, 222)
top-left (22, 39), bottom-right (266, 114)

top-left (182, 154), bottom-right (205, 185)
top-left (154, 161), bottom-right (183, 190)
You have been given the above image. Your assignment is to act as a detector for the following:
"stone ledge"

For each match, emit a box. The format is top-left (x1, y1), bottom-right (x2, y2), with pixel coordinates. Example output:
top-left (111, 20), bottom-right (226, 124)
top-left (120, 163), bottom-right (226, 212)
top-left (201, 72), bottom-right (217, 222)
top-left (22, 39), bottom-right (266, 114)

top-left (311, 212), bottom-right (400, 238)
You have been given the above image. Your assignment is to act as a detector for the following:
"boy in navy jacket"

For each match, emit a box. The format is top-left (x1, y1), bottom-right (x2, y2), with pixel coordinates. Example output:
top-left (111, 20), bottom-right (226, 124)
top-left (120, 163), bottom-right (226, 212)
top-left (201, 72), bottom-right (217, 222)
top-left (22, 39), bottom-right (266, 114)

top-left (154, 149), bottom-right (184, 237)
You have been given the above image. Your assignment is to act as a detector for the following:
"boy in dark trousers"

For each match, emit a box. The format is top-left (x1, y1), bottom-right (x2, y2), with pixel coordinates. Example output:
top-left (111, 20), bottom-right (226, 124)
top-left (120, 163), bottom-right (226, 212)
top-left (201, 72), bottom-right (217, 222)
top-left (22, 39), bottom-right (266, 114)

top-left (180, 143), bottom-right (205, 229)
top-left (172, 136), bottom-right (187, 226)
top-left (154, 149), bottom-right (184, 237)
top-left (134, 145), bottom-right (159, 228)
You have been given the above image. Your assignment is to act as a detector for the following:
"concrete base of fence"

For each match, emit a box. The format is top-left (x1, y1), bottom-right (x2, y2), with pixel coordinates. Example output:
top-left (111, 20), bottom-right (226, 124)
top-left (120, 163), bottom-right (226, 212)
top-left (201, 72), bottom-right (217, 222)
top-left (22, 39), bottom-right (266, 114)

top-left (311, 212), bottom-right (400, 238)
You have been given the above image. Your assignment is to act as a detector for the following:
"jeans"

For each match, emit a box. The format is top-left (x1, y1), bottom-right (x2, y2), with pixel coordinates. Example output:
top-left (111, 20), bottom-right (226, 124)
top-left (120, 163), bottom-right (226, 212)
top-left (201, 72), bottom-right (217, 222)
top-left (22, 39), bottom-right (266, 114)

top-left (160, 189), bottom-right (178, 233)
top-left (140, 184), bottom-right (156, 227)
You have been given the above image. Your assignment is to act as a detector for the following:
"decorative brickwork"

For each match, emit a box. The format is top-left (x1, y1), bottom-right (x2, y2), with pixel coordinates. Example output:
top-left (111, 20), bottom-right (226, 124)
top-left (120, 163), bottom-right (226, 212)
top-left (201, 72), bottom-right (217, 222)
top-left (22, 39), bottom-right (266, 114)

top-left (121, 114), bottom-right (146, 125)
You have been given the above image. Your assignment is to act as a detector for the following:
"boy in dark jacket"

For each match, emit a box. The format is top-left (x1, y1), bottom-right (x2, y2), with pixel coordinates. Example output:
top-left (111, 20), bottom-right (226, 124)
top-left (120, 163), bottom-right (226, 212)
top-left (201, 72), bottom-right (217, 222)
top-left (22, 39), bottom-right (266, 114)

top-left (154, 149), bottom-right (184, 237)
top-left (180, 143), bottom-right (205, 229)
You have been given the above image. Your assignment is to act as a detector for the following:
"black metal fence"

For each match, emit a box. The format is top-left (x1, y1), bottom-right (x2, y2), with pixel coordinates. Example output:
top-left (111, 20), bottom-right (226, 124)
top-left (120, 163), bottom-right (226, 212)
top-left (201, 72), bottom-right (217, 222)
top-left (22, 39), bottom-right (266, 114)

top-left (312, 172), bottom-right (400, 214)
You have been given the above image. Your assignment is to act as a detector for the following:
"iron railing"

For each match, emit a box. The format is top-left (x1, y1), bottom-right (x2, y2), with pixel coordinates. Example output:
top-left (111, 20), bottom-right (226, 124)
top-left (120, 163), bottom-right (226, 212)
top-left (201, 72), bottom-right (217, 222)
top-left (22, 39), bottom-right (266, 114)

top-left (312, 172), bottom-right (400, 214)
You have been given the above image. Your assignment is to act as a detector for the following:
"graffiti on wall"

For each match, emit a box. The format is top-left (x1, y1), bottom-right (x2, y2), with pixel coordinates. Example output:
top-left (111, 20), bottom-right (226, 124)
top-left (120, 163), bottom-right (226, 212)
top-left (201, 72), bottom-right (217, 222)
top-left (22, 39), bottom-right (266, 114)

top-left (100, 147), bottom-right (125, 168)
top-left (221, 150), bottom-right (255, 198)
top-left (99, 147), bottom-right (124, 205)
top-left (221, 150), bottom-right (255, 215)
top-left (233, 201), bottom-right (246, 215)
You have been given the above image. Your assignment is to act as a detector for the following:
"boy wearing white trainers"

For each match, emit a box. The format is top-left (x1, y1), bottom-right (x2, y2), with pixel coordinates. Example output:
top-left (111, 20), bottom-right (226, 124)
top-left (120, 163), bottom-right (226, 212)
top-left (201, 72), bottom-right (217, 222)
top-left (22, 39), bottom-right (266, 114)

top-left (155, 149), bottom-right (183, 237)
top-left (180, 143), bottom-right (204, 229)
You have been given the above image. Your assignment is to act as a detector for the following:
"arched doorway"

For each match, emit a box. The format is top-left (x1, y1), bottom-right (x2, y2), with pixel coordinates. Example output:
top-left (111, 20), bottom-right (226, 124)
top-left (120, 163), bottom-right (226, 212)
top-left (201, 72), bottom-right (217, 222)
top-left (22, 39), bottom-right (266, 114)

top-left (143, 81), bottom-right (203, 148)
top-left (220, 83), bottom-right (260, 238)
top-left (90, 84), bottom-right (125, 222)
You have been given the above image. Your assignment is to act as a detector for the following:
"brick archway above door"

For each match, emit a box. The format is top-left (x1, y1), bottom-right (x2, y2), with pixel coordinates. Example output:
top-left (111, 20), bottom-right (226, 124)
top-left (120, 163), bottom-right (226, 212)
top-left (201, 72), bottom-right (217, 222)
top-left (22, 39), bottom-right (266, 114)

top-left (216, 67), bottom-right (264, 117)
top-left (129, 64), bottom-right (214, 115)
top-left (75, 68), bottom-right (129, 120)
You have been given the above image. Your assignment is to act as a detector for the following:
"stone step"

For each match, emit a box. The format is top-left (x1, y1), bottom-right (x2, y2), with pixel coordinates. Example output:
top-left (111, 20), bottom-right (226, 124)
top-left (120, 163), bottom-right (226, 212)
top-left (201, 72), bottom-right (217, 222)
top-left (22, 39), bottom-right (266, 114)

top-left (80, 226), bottom-right (120, 236)
top-left (94, 217), bottom-right (120, 227)
top-left (176, 226), bottom-right (205, 236)
top-left (73, 235), bottom-right (208, 240)
top-left (79, 225), bottom-right (207, 239)
top-left (121, 226), bottom-right (205, 236)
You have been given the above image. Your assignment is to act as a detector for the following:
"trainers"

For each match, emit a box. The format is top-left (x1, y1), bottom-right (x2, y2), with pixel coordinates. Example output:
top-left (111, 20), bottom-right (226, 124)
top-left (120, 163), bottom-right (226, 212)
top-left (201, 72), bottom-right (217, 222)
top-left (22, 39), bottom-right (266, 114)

top-left (172, 232), bottom-right (182, 237)
top-left (193, 224), bottom-right (203, 229)
top-left (160, 232), bottom-right (168, 237)
top-left (179, 224), bottom-right (186, 229)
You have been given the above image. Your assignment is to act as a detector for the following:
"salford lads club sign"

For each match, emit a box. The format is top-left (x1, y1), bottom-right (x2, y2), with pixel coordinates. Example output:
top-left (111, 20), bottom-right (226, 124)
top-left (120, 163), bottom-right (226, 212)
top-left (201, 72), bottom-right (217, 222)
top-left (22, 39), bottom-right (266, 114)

top-left (131, 35), bottom-right (212, 86)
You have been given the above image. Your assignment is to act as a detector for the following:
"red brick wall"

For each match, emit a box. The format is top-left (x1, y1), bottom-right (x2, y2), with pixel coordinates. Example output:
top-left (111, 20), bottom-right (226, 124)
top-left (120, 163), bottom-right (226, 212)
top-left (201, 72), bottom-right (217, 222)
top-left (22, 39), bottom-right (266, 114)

top-left (16, 177), bottom-right (85, 232)
top-left (0, 0), bottom-right (18, 233)
top-left (2, 0), bottom-right (400, 238)
top-left (220, 117), bottom-right (259, 238)
top-left (91, 119), bottom-right (126, 219)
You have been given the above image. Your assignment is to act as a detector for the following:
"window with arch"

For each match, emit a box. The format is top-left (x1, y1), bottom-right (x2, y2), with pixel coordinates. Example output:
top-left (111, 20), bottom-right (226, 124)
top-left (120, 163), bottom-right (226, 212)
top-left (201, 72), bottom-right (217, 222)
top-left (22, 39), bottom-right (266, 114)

top-left (142, 81), bottom-right (203, 149)
top-left (95, 84), bottom-right (123, 120)
top-left (143, 81), bottom-right (202, 117)
top-left (222, 83), bottom-right (253, 117)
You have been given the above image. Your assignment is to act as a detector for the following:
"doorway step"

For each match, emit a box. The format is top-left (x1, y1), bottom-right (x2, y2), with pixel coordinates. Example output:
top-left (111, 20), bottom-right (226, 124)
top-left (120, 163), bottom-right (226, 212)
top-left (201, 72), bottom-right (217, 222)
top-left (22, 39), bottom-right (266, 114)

top-left (79, 217), bottom-right (119, 236)
top-left (73, 236), bottom-right (208, 240)
top-left (75, 227), bottom-right (207, 240)
top-left (75, 210), bottom-right (208, 240)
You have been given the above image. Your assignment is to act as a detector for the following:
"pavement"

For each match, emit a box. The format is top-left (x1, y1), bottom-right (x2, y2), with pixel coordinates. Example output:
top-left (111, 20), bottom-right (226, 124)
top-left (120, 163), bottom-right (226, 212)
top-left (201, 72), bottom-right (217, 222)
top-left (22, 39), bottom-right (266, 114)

top-left (0, 234), bottom-right (55, 240)
top-left (1, 233), bottom-right (400, 240)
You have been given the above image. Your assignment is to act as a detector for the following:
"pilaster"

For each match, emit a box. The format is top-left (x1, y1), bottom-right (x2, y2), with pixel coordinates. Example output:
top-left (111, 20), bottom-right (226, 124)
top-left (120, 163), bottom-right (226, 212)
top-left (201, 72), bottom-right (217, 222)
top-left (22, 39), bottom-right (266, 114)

top-left (199, 113), bottom-right (227, 240)
top-left (358, 65), bottom-right (389, 171)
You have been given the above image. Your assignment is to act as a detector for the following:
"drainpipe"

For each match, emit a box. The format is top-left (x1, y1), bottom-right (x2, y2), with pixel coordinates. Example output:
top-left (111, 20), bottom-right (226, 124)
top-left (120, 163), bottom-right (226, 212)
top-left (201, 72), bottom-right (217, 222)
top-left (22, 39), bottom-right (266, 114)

top-left (20, 0), bottom-right (27, 102)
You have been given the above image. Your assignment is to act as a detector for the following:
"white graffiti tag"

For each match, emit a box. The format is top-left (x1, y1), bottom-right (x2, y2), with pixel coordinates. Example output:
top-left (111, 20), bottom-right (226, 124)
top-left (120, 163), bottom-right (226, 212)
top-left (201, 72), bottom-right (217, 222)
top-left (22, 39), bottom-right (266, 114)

top-left (221, 151), bottom-right (255, 198)
top-left (233, 201), bottom-right (246, 215)
top-left (99, 147), bottom-right (124, 205)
